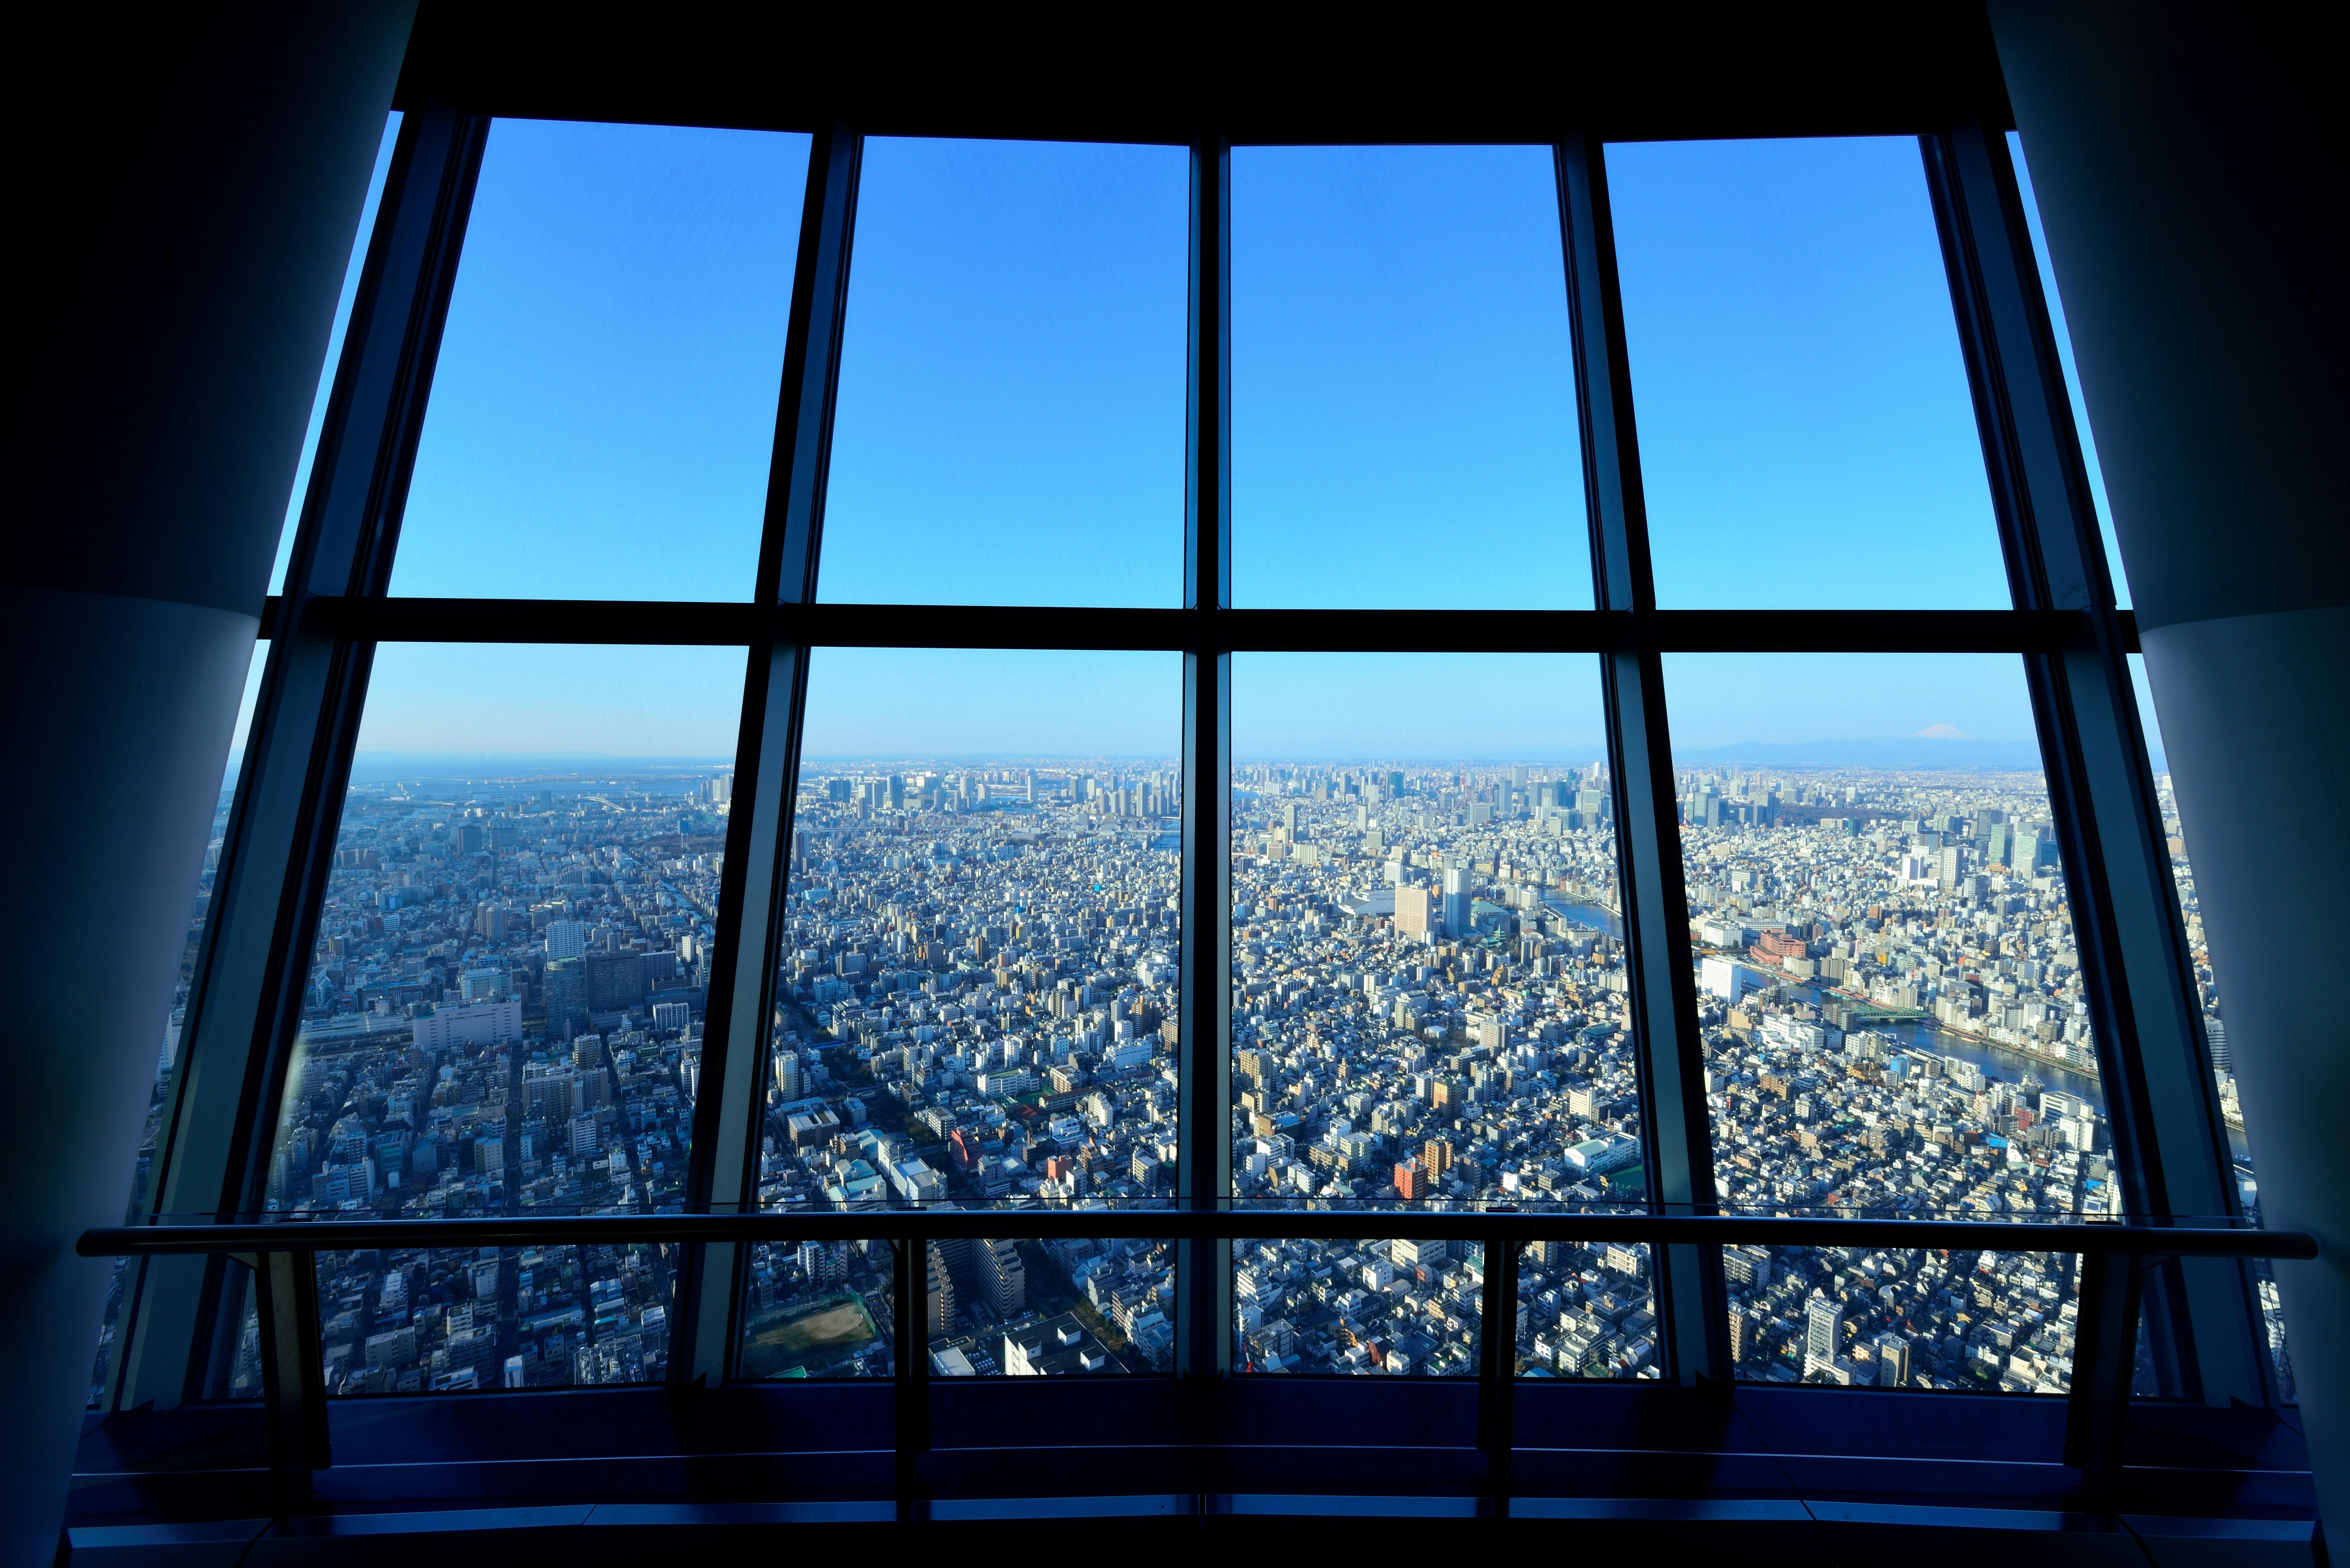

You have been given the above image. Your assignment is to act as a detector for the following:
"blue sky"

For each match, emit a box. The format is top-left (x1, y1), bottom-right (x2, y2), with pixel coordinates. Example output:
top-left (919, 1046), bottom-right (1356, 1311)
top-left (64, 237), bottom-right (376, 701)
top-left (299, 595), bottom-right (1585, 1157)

top-left (239, 120), bottom-right (2163, 770)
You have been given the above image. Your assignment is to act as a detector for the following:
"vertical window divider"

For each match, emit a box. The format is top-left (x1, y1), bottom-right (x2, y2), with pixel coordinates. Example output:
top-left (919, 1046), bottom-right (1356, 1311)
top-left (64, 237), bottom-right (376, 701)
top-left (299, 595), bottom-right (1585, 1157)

top-left (1922, 121), bottom-right (2268, 1411)
top-left (678, 121), bottom-right (863, 1386)
top-left (1177, 134), bottom-right (1234, 1395)
top-left (1476, 1234), bottom-right (1520, 1513)
top-left (1555, 131), bottom-right (1728, 1389)
top-left (894, 1234), bottom-right (929, 1519)
top-left (116, 99), bottom-right (489, 1417)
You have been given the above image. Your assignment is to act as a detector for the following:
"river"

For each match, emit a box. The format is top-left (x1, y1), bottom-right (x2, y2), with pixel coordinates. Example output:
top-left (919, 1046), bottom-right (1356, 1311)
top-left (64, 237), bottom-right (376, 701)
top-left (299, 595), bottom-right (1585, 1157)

top-left (1542, 900), bottom-right (1625, 941)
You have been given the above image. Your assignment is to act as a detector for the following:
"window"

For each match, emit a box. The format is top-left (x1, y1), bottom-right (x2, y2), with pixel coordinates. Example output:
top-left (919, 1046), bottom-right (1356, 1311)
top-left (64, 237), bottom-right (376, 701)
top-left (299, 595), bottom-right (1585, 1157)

top-left (95, 78), bottom-right (2288, 1529)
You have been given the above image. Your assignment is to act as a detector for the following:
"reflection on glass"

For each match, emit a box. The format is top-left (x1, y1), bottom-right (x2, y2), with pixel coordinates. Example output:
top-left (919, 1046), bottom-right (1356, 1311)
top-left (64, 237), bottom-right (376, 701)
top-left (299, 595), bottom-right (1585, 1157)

top-left (272, 112), bottom-right (404, 595)
top-left (928, 1237), bottom-right (1174, 1376)
top-left (89, 647), bottom-right (270, 1406)
top-left (818, 139), bottom-right (1186, 608)
top-left (1232, 146), bottom-right (1590, 610)
top-left (1229, 655), bottom-right (1626, 1210)
top-left (393, 120), bottom-right (811, 600)
top-left (2008, 132), bottom-right (2130, 610)
top-left (2130, 655), bottom-right (2293, 1399)
top-left (1724, 1240), bottom-right (2081, 1393)
top-left (1236, 1238), bottom-right (1483, 1377)
top-left (1516, 1239), bottom-right (1655, 1379)
top-left (737, 1238), bottom-right (895, 1380)
top-left (1609, 137), bottom-right (2005, 608)
top-left (1667, 651), bottom-right (2092, 1390)
top-left (744, 648), bottom-right (1180, 1378)
top-left (267, 644), bottom-right (744, 1393)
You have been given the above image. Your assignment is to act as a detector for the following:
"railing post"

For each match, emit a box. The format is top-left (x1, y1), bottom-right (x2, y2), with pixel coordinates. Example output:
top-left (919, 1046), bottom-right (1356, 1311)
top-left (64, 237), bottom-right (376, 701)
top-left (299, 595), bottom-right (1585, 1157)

top-left (2065, 1246), bottom-right (2145, 1509)
top-left (1476, 1233), bottom-right (1520, 1517)
top-left (892, 1233), bottom-right (929, 1521)
top-left (254, 1249), bottom-right (329, 1507)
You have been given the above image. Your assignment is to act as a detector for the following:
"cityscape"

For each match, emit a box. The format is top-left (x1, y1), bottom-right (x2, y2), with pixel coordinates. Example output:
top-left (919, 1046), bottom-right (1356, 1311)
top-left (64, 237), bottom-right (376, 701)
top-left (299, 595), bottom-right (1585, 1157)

top-left (87, 746), bottom-right (2283, 1404)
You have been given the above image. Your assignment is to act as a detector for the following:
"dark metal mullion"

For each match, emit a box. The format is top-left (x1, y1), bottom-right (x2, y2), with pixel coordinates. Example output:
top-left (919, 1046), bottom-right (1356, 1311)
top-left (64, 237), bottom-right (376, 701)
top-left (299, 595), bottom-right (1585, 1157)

top-left (281, 598), bottom-right (2106, 655)
top-left (114, 101), bottom-right (490, 1415)
top-left (893, 1235), bottom-right (928, 1520)
top-left (1475, 1234), bottom-right (1520, 1515)
top-left (679, 121), bottom-right (863, 1385)
top-left (90, 1214), bottom-right (2314, 1258)
top-left (1176, 134), bottom-right (1233, 1395)
top-left (1556, 132), bottom-right (1727, 1389)
top-left (1922, 125), bottom-right (2265, 1409)
top-left (254, 1249), bottom-right (329, 1501)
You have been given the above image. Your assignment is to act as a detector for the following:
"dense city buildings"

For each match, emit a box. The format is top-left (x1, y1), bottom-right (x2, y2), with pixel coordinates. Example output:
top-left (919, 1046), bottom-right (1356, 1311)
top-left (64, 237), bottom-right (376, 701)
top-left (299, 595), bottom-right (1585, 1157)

top-left (1224, 761), bottom-right (1645, 1377)
top-left (92, 752), bottom-right (2278, 1405)
top-left (263, 768), bottom-right (728, 1393)
top-left (1681, 764), bottom-right (2108, 1391)
top-left (740, 758), bottom-right (1183, 1379)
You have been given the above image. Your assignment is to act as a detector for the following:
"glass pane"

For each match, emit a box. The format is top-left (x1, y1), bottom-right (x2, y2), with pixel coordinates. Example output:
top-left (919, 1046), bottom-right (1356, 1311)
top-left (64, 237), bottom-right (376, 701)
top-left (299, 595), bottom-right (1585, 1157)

top-left (2009, 132), bottom-right (2130, 610)
top-left (392, 121), bottom-right (811, 600)
top-left (2130, 654), bottom-right (2293, 1398)
top-left (1516, 1239), bottom-right (1656, 1379)
top-left (817, 139), bottom-right (1186, 608)
top-left (1668, 650), bottom-right (2095, 1391)
top-left (271, 643), bottom-right (745, 1394)
top-left (930, 1237), bottom-right (1174, 1376)
top-left (1232, 147), bottom-right (1591, 610)
top-left (1609, 138), bottom-right (2007, 608)
top-left (1230, 654), bottom-right (1626, 1210)
top-left (271, 112), bottom-right (404, 595)
top-left (1724, 1241), bottom-right (2081, 1392)
top-left (737, 1237), bottom-right (895, 1380)
top-left (746, 648), bottom-right (1180, 1378)
top-left (1237, 1238), bottom-right (1482, 1376)
top-left (89, 646), bottom-right (268, 1406)
top-left (1230, 654), bottom-right (1612, 1378)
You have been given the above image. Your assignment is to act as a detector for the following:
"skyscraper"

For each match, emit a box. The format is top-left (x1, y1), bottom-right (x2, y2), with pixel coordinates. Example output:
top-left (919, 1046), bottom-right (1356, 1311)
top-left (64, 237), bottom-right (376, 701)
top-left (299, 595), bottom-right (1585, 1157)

top-left (1394, 883), bottom-right (1434, 942)
top-left (926, 1241), bottom-right (955, 1336)
top-left (1805, 1296), bottom-right (1844, 1374)
top-left (1442, 866), bottom-right (1470, 937)
top-left (543, 957), bottom-right (586, 1035)
top-left (978, 1238), bottom-right (1026, 1318)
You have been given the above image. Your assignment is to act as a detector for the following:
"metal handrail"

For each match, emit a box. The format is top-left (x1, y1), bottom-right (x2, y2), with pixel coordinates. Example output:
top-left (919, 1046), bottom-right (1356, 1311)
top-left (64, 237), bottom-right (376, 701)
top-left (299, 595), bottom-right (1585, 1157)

top-left (80, 1210), bottom-right (2314, 1258)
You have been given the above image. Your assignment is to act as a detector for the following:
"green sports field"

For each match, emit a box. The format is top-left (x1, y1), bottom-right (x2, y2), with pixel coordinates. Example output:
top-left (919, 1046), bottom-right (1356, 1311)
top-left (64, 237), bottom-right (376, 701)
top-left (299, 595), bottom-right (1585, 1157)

top-left (738, 1292), bottom-right (880, 1379)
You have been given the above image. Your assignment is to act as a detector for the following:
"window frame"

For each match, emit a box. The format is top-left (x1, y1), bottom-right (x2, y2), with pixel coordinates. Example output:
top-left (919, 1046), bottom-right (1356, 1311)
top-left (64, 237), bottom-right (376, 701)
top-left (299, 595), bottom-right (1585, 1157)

top-left (98, 74), bottom-right (2272, 1508)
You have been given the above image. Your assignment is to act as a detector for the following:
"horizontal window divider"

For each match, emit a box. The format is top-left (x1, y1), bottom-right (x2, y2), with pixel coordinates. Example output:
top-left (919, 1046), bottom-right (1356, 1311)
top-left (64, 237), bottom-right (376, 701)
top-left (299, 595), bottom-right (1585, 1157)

top-left (260, 597), bottom-right (2129, 654)
top-left (83, 1212), bottom-right (2308, 1260)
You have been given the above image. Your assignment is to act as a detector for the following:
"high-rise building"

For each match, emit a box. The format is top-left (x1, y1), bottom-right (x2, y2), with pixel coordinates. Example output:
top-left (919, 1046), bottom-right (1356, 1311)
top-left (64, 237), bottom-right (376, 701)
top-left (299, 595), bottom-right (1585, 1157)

top-left (1393, 1157), bottom-right (1430, 1200)
top-left (1394, 883), bottom-right (1435, 942)
top-left (585, 950), bottom-right (643, 1013)
top-left (978, 1238), bottom-right (1026, 1318)
top-left (542, 957), bottom-right (586, 1035)
top-left (1728, 1303), bottom-right (1751, 1365)
top-left (1442, 866), bottom-right (1470, 936)
top-left (926, 1240), bottom-right (955, 1336)
top-left (1876, 1332), bottom-right (1912, 1388)
top-left (1805, 1296), bottom-right (1844, 1373)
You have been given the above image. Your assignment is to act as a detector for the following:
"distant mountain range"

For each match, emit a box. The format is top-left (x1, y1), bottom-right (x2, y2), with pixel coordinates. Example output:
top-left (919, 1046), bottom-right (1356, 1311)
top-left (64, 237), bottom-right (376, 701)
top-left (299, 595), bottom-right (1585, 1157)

top-left (342, 752), bottom-right (733, 786)
top-left (1675, 737), bottom-right (2048, 770)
